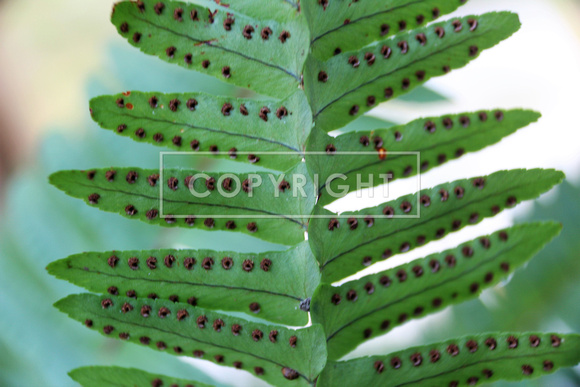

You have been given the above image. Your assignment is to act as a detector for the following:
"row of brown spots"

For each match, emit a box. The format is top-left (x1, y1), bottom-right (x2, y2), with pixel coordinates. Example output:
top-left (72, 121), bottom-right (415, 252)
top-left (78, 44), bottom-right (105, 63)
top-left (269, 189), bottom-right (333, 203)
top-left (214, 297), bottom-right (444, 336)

top-left (335, 17), bottom-right (482, 116)
top-left (110, 190), bottom-right (259, 230)
top-left (355, 185), bottom-right (507, 268)
top-left (122, 21), bottom-right (229, 76)
top-left (373, 7), bottom-right (443, 39)
top-left (332, 231), bottom-right (511, 320)
top-left (328, 200), bottom-right (422, 231)
top-left (106, 254), bottom-right (271, 273)
top-left (94, 320), bottom-right (273, 376)
top-left (141, 98), bottom-right (285, 122)
top-left (242, 24), bottom-right (290, 43)
top-left (358, 130), bottom-right (402, 154)
top-left (103, 300), bottom-right (298, 347)
top-left (348, 73), bottom-right (420, 116)
top-left (373, 334), bottom-right (556, 377)
top-left (426, 111), bottom-right (504, 134)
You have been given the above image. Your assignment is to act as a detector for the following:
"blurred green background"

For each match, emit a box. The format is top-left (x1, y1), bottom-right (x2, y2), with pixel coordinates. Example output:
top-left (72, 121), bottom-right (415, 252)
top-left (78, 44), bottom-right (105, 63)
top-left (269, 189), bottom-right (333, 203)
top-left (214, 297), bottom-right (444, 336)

top-left (0, 0), bottom-right (579, 386)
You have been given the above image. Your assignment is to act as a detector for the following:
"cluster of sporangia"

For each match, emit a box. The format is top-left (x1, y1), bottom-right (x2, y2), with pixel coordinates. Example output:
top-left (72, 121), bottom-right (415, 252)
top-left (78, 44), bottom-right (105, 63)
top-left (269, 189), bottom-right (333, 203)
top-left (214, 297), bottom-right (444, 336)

top-left (101, 252), bottom-right (272, 315)
top-left (371, 334), bottom-right (562, 386)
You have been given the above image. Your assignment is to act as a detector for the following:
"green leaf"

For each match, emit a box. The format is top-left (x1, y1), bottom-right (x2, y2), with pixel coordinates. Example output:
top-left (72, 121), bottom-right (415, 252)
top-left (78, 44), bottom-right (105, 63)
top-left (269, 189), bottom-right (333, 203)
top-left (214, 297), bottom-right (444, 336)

top-left (89, 90), bottom-right (312, 171)
top-left (69, 366), bottom-right (214, 387)
top-left (307, 109), bottom-right (541, 205)
top-left (312, 222), bottom-right (562, 360)
top-left (309, 169), bottom-right (564, 282)
top-left (303, 0), bottom-right (465, 59)
top-left (305, 12), bottom-right (521, 131)
top-left (49, 164), bottom-right (314, 245)
top-left (111, 0), bottom-right (309, 98)
top-left (318, 332), bottom-right (580, 386)
top-left (56, 294), bottom-right (327, 387)
top-left (48, 242), bottom-right (319, 326)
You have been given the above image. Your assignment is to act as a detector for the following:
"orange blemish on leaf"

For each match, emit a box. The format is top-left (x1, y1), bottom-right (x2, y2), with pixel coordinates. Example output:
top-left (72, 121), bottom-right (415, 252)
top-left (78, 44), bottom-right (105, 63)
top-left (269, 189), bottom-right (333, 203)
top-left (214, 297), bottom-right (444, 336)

top-left (378, 148), bottom-right (387, 160)
top-left (126, 103), bottom-right (134, 110)
top-left (122, 91), bottom-right (131, 96)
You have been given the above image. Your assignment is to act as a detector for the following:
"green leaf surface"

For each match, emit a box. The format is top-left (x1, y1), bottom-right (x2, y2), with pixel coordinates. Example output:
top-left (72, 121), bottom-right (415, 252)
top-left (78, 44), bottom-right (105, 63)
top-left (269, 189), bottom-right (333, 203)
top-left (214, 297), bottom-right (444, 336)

top-left (305, 12), bottom-right (521, 131)
top-left (307, 109), bottom-right (540, 205)
top-left (312, 222), bottom-right (562, 359)
top-left (49, 164), bottom-right (314, 245)
top-left (303, 0), bottom-right (465, 59)
top-left (89, 90), bottom-right (311, 171)
top-left (319, 332), bottom-right (580, 387)
top-left (111, 0), bottom-right (308, 98)
top-left (309, 169), bottom-right (564, 282)
top-left (48, 242), bottom-right (319, 326)
top-left (56, 294), bottom-right (327, 387)
top-left (69, 366), bottom-right (214, 387)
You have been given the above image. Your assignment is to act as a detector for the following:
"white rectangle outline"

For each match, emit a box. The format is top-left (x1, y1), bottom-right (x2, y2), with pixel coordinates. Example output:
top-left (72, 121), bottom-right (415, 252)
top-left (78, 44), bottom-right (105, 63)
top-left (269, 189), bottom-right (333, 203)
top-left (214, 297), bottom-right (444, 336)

top-left (160, 151), bottom-right (421, 219)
